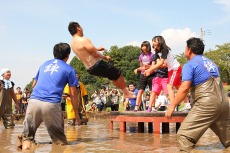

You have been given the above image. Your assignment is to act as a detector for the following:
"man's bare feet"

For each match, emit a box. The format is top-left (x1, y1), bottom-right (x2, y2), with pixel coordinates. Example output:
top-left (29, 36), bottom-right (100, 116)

top-left (17, 134), bottom-right (22, 150)
top-left (75, 114), bottom-right (81, 126)
top-left (22, 140), bottom-right (31, 150)
top-left (123, 91), bottom-right (135, 99)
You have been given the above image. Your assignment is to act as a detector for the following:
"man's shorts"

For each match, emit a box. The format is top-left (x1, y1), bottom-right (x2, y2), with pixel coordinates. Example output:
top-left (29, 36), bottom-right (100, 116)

top-left (152, 77), bottom-right (168, 95)
top-left (87, 60), bottom-right (121, 81)
top-left (138, 73), bottom-right (155, 90)
top-left (168, 66), bottom-right (182, 87)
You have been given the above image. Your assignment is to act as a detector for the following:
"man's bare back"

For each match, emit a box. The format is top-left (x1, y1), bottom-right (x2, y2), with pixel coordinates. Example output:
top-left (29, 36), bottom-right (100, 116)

top-left (71, 36), bottom-right (104, 69)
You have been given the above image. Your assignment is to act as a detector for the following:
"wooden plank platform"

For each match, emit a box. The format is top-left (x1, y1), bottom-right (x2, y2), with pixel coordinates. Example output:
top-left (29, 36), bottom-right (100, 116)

top-left (110, 111), bottom-right (188, 134)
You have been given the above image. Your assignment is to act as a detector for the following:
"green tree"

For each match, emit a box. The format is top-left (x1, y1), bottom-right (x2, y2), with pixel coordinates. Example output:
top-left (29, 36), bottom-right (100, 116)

top-left (25, 78), bottom-right (34, 92)
top-left (204, 43), bottom-right (230, 84)
top-left (176, 53), bottom-right (187, 67)
top-left (107, 45), bottom-right (140, 85)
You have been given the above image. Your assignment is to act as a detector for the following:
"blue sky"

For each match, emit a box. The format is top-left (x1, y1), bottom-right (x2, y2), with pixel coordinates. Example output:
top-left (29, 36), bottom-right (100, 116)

top-left (0, 0), bottom-right (230, 89)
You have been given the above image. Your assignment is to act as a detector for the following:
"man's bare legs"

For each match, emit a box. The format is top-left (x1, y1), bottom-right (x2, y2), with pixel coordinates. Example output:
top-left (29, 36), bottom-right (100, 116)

top-left (112, 74), bottom-right (134, 98)
top-left (22, 140), bottom-right (32, 150)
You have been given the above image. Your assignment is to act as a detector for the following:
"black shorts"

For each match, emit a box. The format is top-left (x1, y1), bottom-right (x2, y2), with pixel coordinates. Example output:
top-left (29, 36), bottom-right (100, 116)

top-left (87, 60), bottom-right (121, 81)
top-left (137, 73), bottom-right (155, 90)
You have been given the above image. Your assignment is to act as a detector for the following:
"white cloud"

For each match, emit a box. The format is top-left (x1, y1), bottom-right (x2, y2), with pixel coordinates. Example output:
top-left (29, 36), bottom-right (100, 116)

top-left (125, 28), bottom-right (197, 55)
top-left (161, 28), bottom-right (197, 54)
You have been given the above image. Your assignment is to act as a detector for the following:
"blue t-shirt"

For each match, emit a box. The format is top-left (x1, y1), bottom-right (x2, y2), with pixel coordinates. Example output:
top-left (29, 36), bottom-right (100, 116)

top-left (129, 89), bottom-right (139, 106)
top-left (182, 55), bottom-right (220, 86)
top-left (30, 59), bottom-right (79, 103)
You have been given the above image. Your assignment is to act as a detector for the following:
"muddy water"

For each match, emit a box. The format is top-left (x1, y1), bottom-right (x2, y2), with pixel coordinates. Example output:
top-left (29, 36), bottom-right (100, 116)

top-left (0, 119), bottom-right (229, 153)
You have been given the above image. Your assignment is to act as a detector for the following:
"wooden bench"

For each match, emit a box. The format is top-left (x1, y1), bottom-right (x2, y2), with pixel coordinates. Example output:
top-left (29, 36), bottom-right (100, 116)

top-left (110, 111), bottom-right (188, 134)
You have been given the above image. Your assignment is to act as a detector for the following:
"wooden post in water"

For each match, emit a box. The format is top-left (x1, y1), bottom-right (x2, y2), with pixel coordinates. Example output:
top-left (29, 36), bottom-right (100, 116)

top-left (162, 123), bottom-right (170, 133)
top-left (148, 122), bottom-right (153, 133)
top-left (138, 122), bottom-right (144, 133)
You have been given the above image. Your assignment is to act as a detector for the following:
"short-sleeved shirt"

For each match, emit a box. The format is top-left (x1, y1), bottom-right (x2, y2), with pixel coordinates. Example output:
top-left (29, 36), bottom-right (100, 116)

top-left (92, 94), bottom-right (102, 105)
top-left (139, 52), bottom-right (154, 74)
top-left (155, 95), bottom-right (168, 106)
top-left (152, 54), bottom-right (168, 78)
top-left (129, 89), bottom-right (139, 106)
top-left (31, 59), bottom-right (79, 103)
top-left (182, 55), bottom-right (220, 86)
top-left (110, 93), bottom-right (119, 104)
top-left (155, 49), bottom-right (180, 71)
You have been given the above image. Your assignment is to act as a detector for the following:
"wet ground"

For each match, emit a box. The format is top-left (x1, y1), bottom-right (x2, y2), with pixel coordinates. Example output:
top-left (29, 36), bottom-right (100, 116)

top-left (0, 118), bottom-right (229, 153)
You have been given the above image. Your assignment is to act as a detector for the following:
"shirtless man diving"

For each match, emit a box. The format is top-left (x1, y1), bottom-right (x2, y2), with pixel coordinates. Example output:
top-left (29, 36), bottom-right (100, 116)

top-left (68, 21), bottom-right (134, 98)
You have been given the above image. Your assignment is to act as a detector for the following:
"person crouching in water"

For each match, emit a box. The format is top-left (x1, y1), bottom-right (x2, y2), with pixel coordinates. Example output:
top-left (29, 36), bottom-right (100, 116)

top-left (0, 68), bottom-right (19, 129)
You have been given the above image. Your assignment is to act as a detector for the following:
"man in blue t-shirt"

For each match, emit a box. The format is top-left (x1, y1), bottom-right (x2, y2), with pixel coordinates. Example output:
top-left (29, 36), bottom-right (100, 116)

top-left (20, 43), bottom-right (81, 150)
top-left (128, 83), bottom-right (138, 111)
top-left (165, 37), bottom-right (230, 152)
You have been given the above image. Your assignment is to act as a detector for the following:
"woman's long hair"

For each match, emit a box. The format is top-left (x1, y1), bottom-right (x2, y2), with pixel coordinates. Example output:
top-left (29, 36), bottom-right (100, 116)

top-left (152, 36), bottom-right (171, 52)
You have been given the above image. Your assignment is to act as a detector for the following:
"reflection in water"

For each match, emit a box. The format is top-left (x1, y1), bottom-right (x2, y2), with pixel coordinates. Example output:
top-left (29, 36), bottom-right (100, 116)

top-left (0, 119), bottom-right (229, 153)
